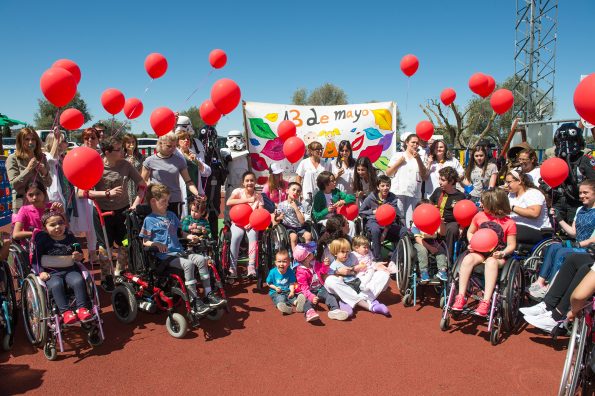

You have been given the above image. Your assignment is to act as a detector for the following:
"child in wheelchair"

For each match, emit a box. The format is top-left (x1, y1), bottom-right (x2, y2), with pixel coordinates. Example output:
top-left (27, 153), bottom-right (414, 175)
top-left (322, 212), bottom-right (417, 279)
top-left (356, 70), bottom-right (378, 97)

top-left (411, 220), bottom-right (448, 283)
top-left (31, 210), bottom-right (92, 325)
top-left (181, 199), bottom-right (211, 237)
top-left (312, 171), bottom-right (356, 237)
top-left (140, 184), bottom-right (226, 317)
top-left (274, 182), bottom-right (312, 250)
top-left (452, 189), bottom-right (517, 317)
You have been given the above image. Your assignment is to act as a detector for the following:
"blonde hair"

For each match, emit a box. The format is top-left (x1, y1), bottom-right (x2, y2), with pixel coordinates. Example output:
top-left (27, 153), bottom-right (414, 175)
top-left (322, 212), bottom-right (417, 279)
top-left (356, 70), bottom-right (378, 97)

top-left (43, 131), bottom-right (65, 153)
top-left (146, 183), bottom-right (170, 201)
top-left (329, 238), bottom-right (351, 256)
top-left (156, 132), bottom-right (178, 154)
top-left (480, 189), bottom-right (511, 217)
top-left (352, 235), bottom-right (370, 249)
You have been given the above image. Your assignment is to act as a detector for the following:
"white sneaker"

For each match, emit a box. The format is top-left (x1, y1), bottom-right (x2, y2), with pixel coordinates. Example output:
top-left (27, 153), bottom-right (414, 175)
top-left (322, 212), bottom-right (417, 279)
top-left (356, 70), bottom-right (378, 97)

top-left (519, 302), bottom-right (548, 317)
top-left (529, 284), bottom-right (549, 299)
top-left (327, 309), bottom-right (349, 321)
top-left (528, 282), bottom-right (544, 293)
top-left (294, 294), bottom-right (306, 313)
top-left (524, 311), bottom-right (558, 333)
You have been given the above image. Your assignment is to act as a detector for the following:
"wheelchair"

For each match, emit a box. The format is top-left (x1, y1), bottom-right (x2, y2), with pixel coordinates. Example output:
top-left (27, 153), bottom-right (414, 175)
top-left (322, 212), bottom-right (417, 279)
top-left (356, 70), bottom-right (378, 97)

top-left (111, 206), bottom-right (225, 339)
top-left (7, 240), bottom-right (32, 292)
top-left (393, 231), bottom-right (453, 308)
top-left (440, 250), bottom-right (525, 345)
top-left (0, 260), bottom-right (17, 351)
top-left (558, 299), bottom-right (595, 395)
top-left (20, 262), bottom-right (104, 360)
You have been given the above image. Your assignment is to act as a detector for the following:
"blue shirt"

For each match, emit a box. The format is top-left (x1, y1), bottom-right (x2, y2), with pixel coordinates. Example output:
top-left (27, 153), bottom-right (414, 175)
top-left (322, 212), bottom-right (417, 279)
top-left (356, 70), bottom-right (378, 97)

top-left (266, 267), bottom-right (296, 296)
top-left (575, 206), bottom-right (595, 242)
top-left (139, 211), bottom-right (183, 260)
top-left (329, 253), bottom-right (358, 282)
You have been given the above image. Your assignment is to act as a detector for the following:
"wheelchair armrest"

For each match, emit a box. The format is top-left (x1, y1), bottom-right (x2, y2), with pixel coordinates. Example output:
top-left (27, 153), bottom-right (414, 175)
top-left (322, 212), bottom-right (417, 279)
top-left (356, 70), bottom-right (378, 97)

top-left (143, 246), bottom-right (160, 254)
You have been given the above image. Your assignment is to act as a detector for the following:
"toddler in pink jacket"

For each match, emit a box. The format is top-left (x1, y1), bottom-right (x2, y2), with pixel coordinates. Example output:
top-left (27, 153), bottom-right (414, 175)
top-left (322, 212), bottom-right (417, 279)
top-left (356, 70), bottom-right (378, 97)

top-left (293, 243), bottom-right (349, 323)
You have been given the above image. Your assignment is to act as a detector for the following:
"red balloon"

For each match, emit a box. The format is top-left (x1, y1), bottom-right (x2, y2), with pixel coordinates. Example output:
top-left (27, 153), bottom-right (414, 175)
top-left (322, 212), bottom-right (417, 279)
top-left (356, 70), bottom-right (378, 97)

top-left (52, 59), bottom-right (81, 84)
top-left (470, 228), bottom-right (499, 253)
top-left (123, 98), bottom-right (143, 119)
top-left (211, 78), bottom-right (241, 115)
top-left (209, 49), bottom-right (227, 69)
top-left (277, 120), bottom-right (297, 142)
top-left (375, 204), bottom-right (396, 227)
top-left (413, 203), bottom-right (441, 235)
top-left (440, 88), bottom-right (456, 106)
top-left (101, 88), bottom-right (125, 115)
top-left (469, 72), bottom-right (489, 97)
top-left (400, 54), bottom-right (419, 77)
top-left (256, 176), bottom-right (268, 185)
top-left (416, 120), bottom-right (434, 141)
top-left (59, 108), bottom-right (84, 130)
top-left (574, 74), bottom-right (595, 125)
top-left (453, 200), bottom-right (478, 228)
top-left (150, 107), bottom-right (176, 137)
top-left (282, 137), bottom-right (306, 163)
top-left (199, 99), bottom-right (222, 125)
top-left (63, 147), bottom-right (104, 190)
top-left (490, 89), bottom-right (514, 114)
top-left (144, 53), bottom-right (168, 79)
top-left (230, 204), bottom-right (253, 228)
top-left (40, 67), bottom-right (77, 107)
top-left (541, 157), bottom-right (569, 188)
top-left (249, 208), bottom-right (272, 231)
top-left (337, 204), bottom-right (359, 221)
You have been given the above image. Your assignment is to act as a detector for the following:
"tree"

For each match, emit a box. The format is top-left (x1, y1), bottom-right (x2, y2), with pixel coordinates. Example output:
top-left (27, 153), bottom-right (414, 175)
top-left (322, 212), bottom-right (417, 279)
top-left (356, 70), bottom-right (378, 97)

top-left (139, 131), bottom-right (149, 138)
top-left (179, 106), bottom-right (204, 131)
top-left (96, 118), bottom-right (131, 136)
top-left (33, 92), bottom-right (92, 130)
top-left (291, 83), bottom-right (348, 106)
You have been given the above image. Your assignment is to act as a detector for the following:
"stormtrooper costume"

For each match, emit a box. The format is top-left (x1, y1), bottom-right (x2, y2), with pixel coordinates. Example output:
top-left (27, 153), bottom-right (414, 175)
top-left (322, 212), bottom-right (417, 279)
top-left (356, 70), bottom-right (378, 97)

top-left (221, 130), bottom-right (250, 223)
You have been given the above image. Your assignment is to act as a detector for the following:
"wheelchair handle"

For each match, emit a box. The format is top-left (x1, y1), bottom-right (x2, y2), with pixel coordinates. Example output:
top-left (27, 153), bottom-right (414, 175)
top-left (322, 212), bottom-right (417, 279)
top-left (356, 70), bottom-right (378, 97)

top-left (91, 200), bottom-right (114, 226)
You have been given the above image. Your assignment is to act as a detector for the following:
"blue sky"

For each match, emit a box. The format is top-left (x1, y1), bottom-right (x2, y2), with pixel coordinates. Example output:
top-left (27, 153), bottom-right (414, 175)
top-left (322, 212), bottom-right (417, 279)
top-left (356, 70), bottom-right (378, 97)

top-left (1, 0), bottom-right (593, 137)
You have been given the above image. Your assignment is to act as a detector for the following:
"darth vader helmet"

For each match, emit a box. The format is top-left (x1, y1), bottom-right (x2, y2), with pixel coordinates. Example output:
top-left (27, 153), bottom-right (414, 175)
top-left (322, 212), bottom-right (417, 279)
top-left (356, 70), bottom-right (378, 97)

top-left (554, 123), bottom-right (584, 160)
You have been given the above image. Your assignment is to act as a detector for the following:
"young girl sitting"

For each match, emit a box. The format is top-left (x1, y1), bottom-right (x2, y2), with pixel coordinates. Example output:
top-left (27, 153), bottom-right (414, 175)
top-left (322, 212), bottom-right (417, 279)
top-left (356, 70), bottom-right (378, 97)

top-left (411, 200), bottom-right (449, 283)
top-left (31, 210), bottom-right (92, 325)
top-left (13, 180), bottom-right (64, 241)
top-left (226, 171), bottom-right (264, 278)
top-left (353, 157), bottom-right (378, 205)
top-left (312, 171), bottom-right (356, 237)
top-left (274, 182), bottom-right (312, 250)
top-left (452, 189), bottom-right (517, 316)
top-left (293, 243), bottom-right (349, 323)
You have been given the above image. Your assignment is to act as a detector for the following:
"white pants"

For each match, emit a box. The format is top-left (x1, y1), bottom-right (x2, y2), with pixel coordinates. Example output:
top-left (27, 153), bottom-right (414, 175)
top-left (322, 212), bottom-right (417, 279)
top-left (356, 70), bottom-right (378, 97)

top-left (396, 195), bottom-right (419, 228)
top-left (324, 275), bottom-right (372, 308)
top-left (358, 270), bottom-right (390, 301)
top-left (319, 219), bottom-right (355, 238)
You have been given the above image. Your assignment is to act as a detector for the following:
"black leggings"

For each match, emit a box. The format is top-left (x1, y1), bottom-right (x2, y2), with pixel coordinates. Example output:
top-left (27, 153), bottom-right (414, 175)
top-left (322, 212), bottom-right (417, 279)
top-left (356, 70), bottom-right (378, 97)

top-left (93, 206), bottom-right (128, 248)
top-left (544, 252), bottom-right (592, 321)
top-left (516, 224), bottom-right (547, 246)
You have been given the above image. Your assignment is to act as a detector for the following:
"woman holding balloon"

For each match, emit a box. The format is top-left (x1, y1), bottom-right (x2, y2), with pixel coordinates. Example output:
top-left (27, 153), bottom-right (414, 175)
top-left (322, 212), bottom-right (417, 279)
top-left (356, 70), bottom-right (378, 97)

top-left (385, 133), bottom-right (427, 227)
top-left (6, 128), bottom-right (52, 213)
top-left (452, 189), bottom-right (517, 317)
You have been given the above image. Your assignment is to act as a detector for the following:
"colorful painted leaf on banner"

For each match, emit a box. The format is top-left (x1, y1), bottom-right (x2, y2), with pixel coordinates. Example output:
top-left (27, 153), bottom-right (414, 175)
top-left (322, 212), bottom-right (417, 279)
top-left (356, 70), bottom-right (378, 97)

top-left (379, 132), bottom-right (394, 151)
top-left (352, 134), bottom-right (365, 151)
top-left (372, 109), bottom-right (392, 130)
top-left (374, 156), bottom-right (389, 171)
top-left (261, 138), bottom-right (285, 161)
top-left (264, 113), bottom-right (278, 122)
top-left (249, 118), bottom-right (277, 140)
top-left (358, 144), bottom-right (383, 163)
top-left (250, 153), bottom-right (269, 171)
top-left (323, 141), bottom-right (338, 158)
top-left (364, 127), bottom-right (382, 140)
top-left (350, 128), bottom-right (357, 133)
top-left (249, 138), bottom-right (260, 147)
top-left (257, 176), bottom-right (268, 185)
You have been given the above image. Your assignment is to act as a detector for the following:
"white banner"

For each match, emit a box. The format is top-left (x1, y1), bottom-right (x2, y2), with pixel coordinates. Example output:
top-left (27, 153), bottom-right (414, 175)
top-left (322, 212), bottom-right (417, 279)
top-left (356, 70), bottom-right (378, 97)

top-left (243, 101), bottom-right (397, 183)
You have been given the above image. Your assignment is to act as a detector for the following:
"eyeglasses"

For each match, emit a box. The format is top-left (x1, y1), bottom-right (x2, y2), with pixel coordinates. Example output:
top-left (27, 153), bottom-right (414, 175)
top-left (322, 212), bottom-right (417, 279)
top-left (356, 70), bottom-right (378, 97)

top-left (504, 179), bottom-right (519, 185)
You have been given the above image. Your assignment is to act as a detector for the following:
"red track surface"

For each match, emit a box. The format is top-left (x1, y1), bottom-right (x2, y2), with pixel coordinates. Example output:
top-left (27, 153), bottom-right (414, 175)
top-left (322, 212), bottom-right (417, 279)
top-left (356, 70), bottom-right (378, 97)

top-left (1, 279), bottom-right (565, 395)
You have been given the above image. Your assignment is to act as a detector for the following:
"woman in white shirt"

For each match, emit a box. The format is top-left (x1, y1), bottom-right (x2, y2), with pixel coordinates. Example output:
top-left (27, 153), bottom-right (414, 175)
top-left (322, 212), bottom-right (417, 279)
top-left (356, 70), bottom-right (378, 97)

top-left (296, 141), bottom-right (329, 210)
top-left (423, 140), bottom-right (464, 198)
top-left (385, 134), bottom-right (427, 226)
top-left (330, 140), bottom-right (355, 194)
top-left (505, 169), bottom-right (551, 245)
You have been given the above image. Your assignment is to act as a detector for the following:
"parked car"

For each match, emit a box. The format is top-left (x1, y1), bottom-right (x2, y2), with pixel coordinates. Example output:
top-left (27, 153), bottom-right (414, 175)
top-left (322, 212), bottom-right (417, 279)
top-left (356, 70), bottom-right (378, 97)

top-left (67, 141), bottom-right (79, 150)
top-left (137, 138), bottom-right (158, 156)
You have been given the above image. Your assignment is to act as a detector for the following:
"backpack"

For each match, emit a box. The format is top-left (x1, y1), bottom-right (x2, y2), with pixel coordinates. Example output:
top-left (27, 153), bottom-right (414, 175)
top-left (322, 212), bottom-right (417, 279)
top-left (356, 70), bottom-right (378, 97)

top-left (478, 220), bottom-right (506, 251)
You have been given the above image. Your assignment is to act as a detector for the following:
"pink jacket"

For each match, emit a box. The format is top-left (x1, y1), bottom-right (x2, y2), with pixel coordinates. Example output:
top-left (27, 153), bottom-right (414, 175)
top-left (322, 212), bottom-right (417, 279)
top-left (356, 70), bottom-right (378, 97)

top-left (295, 261), bottom-right (328, 302)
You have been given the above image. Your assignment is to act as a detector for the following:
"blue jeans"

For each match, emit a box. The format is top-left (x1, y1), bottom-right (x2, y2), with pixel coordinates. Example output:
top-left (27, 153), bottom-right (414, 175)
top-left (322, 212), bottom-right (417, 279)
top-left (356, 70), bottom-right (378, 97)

top-left (270, 291), bottom-right (298, 306)
top-left (46, 267), bottom-right (90, 313)
top-left (366, 220), bottom-right (404, 260)
top-left (539, 243), bottom-right (585, 281)
top-left (303, 286), bottom-right (340, 313)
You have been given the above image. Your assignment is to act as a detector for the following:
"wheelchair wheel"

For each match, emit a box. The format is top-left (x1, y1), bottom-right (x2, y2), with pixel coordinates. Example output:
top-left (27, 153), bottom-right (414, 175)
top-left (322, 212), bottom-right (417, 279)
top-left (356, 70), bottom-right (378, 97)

top-left (21, 274), bottom-right (48, 346)
top-left (44, 341), bottom-right (58, 361)
top-left (256, 231), bottom-right (271, 290)
top-left (166, 312), bottom-right (188, 338)
top-left (490, 314), bottom-right (503, 346)
top-left (8, 243), bottom-right (30, 289)
top-left (271, 224), bottom-right (289, 253)
top-left (523, 238), bottom-right (559, 285)
top-left (395, 237), bottom-right (413, 295)
top-left (440, 316), bottom-right (450, 331)
top-left (1, 261), bottom-right (17, 347)
top-left (111, 283), bottom-right (138, 324)
top-left (559, 314), bottom-right (589, 396)
top-left (501, 259), bottom-right (524, 332)
top-left (87, 326), bottom-right (103, 347)
top-left (217, 227), bottom-right (231, 278)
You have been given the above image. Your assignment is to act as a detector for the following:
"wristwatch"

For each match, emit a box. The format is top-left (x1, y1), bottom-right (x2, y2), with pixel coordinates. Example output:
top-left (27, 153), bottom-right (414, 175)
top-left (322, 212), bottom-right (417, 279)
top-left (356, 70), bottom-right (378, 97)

top-left (511, 205), bottom-right (515, 212)
top-left (105, 190), bottom-right (111, 198)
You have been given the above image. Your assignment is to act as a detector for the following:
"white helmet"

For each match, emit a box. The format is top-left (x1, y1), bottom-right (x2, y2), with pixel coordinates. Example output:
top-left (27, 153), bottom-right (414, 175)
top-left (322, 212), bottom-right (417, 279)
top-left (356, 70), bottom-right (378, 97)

top-left (175, 115), bottom-right (194, 134)
top-left (226, 130), bottom-right (246, 151)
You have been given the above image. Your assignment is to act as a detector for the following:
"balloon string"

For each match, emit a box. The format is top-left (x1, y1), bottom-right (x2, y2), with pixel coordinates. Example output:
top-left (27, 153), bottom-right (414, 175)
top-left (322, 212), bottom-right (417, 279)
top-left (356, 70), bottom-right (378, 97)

top-left (144, 78), bottom-right (154, 94)
top-left (183, 70), bottom-right (214, 105)
top-left (405, 78), bottom-right (410, 113)
top-left (51, 108), bottom-right (61, 130)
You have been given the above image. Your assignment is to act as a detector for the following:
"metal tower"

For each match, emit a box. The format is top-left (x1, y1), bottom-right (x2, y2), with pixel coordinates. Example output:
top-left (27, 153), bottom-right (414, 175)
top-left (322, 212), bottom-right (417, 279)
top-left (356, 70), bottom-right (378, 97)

top-left (513, 0), bottom-right (558, 122)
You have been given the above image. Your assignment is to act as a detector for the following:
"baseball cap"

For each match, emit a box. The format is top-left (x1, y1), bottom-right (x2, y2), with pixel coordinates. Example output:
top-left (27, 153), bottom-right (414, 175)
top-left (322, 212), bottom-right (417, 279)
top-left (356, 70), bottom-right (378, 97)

top-left (270, 163), bottom-right (284, 175)
top-left (292, 242), bottom-right (316, 262)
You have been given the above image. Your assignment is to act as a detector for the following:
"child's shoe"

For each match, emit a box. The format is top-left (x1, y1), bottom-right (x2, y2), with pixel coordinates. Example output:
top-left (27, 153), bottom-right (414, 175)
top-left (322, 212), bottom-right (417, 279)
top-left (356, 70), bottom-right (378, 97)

top-left (276, 302), bottom-right (293, 314)
top-left (206, 292), bottom-right (227, 309)
top-left (305, 309), bottom-right (320, 322)
top-left (420, 271), bottom-right (430, 283)
top-left (328, 309), bottom-right (349, 321)
top-left (436, 269), bottom-right (448, 282)
top-left (339, 301), bottom-right (353, 317)
top-left (246, 264), bottom-right (256, 278)
top-left (63, 310), bottom-right (78, 325)
top-left (193, 298), bottom-right (211, 316)
top-left (387, 261), bottom-right (398, 274)
top-left (452, 294), bottom-right (466, 311)
top-left (370, 300), bottom-right (390, 317)
top-left (474, 300), bottom-right (491, 317)
top-left (294, 294), bottom-right (306, 313)
top-left (76, 308), bottom-right (93, 322)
